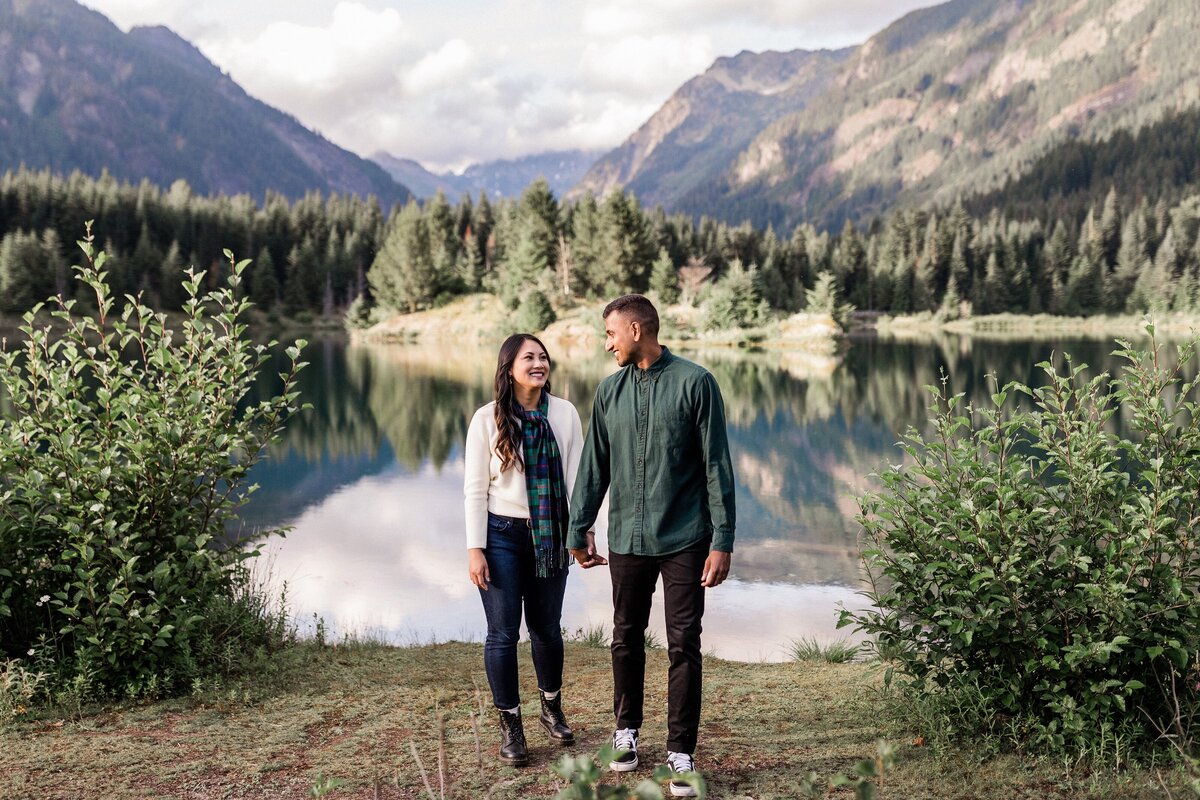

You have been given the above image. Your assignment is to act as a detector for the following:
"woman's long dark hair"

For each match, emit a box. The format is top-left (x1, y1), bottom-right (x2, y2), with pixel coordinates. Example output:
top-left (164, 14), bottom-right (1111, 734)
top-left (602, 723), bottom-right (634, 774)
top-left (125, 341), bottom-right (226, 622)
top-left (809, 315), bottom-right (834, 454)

top-left (494, 333), bottom-right (553, 473)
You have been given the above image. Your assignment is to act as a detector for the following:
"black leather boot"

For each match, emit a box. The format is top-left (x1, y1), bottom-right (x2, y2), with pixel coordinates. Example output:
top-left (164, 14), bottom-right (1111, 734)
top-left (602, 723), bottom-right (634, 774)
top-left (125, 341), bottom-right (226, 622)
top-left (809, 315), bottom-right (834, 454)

top-left (497, 708), bottom-right (529, 766)
top-left (538, 691), bottom-right (575, 746)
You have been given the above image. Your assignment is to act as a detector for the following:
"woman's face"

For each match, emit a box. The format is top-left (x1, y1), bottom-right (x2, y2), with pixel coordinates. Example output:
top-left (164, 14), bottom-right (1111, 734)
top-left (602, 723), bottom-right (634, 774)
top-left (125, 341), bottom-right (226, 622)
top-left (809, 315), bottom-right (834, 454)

top-left (510, 339), bottom-right (550, 393)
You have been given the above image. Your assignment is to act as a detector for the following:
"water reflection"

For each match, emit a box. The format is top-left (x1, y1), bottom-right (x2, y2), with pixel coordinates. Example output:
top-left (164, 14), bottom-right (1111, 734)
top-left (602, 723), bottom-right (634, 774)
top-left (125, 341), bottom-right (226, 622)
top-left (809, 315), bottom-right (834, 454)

top-left (242, 332), bottom-right (1160, 660)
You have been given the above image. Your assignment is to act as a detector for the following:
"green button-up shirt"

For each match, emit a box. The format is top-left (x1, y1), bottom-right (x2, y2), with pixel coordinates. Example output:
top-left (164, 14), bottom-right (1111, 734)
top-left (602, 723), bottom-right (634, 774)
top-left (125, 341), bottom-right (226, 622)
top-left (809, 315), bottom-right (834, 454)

top-left (568, 348), bottom-right (736, 555)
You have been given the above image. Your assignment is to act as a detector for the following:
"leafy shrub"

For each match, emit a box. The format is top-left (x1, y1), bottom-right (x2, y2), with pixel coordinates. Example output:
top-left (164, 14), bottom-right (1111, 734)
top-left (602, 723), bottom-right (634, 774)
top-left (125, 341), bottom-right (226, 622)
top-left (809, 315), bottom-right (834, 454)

top-left (0, 226), bottom-right (305, 699)
top-left (514, 289), bottom-right (557, 333)
top-left (553, 745), bottom-right (706, 799)
top-left (842, 327), bottom-right (1200, 758)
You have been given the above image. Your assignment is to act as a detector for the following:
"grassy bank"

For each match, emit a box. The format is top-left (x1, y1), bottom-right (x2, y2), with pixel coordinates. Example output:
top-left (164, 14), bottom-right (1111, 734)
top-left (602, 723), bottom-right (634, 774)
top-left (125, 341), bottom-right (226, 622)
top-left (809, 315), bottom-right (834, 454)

top-left (863, 311), bottom-right (1200, 340)
top-left (1, 641), bottom-right (1182, 799)
top-left (352, 294), bottom-right (841, 355)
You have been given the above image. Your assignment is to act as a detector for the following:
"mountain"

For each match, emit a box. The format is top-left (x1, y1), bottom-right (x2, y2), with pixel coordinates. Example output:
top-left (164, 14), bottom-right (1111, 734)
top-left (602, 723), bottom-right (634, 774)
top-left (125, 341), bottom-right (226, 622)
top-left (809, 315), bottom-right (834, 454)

top-left (0, 0), bottom-right (410, 206)
top-left (578, 0), bottom-right (1200, 231)
top-left (572, 47), bottom-right (852, 209)
top-left (372, 149), bottom-right (602, 200)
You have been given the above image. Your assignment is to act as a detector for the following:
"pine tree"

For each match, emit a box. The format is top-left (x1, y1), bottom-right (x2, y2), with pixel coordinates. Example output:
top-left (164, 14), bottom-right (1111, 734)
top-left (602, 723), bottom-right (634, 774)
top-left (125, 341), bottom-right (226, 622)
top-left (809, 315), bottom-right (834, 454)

top-left (1099, 186), bottom-right (1121, 268)
top-left (368, 200), bottom-right (436, 313)
top-left (649, 247), bottom-right (680, 305)
top-left (498, 179), bottom-right (559, 306)
top-left (158, 242), bottom-right (186, 309)
top-left (249, 246), bottom-right (279, 310)
top-left (569, 192), bottom-right (604, 296)
top-left (1109, 209), bottom-right (1150, 312)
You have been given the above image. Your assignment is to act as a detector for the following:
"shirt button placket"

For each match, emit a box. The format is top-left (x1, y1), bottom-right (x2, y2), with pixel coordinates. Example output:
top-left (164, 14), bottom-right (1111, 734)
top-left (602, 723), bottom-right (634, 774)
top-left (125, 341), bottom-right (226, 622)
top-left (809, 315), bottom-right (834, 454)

top-left (634, 375), bottom-right (648, 549)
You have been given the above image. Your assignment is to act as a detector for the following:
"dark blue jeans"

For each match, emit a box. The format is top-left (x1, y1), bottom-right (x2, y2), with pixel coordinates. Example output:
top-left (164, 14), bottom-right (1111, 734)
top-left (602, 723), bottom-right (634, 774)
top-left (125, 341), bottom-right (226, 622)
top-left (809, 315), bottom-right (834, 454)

top-left (478, 512), bottom-right (569, 709)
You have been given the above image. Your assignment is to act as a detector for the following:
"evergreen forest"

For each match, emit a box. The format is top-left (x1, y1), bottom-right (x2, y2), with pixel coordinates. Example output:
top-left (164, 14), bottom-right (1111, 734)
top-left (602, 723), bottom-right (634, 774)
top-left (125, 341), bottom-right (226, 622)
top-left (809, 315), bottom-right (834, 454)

top-left (3, 102), bottom-right (1200, 324)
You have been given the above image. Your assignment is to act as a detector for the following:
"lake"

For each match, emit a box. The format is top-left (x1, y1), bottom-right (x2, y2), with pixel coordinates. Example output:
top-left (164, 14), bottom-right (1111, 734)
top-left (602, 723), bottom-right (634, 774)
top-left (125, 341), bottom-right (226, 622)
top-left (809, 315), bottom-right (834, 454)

top-left (238, 331), bottom-right (1144, 661)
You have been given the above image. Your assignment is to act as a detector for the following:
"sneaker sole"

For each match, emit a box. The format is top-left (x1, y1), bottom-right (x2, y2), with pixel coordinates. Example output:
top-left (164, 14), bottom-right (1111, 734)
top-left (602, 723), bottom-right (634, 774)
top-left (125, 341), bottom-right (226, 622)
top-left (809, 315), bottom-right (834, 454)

top-left (609, 755), bottom-right (639, 772)
top-left (669, 782), bottom-right (697, 798)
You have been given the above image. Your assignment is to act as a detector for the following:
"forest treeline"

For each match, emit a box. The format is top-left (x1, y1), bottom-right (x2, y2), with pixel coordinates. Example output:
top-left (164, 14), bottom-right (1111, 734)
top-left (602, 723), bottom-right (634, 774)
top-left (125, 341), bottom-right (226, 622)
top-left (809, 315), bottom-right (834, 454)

top-left (3, 157), bottom-right (1200, 324)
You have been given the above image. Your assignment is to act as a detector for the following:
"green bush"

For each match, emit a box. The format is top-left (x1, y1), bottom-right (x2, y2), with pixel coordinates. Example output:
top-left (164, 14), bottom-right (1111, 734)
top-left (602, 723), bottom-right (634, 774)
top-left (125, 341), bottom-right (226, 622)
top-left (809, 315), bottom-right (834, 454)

top-left (0, 226), bottom-right (305, 700)
top-left (553, 745), bottom-right (706, 799)
top-left (842, 326), bottom-right (1200, 758)
top-left (514, 289), bottom-right (557, 333)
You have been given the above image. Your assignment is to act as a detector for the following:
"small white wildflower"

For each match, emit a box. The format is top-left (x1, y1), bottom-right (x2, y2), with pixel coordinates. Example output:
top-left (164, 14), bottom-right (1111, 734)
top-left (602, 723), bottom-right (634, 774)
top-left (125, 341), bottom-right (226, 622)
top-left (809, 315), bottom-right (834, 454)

top-left (27, 649), bottom-right (34, 657)
top-left (39, 595), bottom-right (49, 603)
top-left (129, 608), bottom-right (140, 618)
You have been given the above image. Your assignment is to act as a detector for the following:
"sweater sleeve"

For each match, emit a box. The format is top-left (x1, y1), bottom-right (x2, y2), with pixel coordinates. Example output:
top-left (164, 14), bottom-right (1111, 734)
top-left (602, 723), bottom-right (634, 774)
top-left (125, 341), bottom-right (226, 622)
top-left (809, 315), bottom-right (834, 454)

top-left (562, 401), bottom-right (584, 503)
top-left (463, 407), bottom-right (492, 549)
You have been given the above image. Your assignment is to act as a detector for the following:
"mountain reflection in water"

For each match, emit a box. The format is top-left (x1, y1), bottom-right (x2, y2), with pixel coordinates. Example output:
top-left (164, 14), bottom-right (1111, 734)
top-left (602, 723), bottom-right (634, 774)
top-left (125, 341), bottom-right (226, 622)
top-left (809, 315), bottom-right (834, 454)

top-left (240, 332), bottom-right (1153, 660)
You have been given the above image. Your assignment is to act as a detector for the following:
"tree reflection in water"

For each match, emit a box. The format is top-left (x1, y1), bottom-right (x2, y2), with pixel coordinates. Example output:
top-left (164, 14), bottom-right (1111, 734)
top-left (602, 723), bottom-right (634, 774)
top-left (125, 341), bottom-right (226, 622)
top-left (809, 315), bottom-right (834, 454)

top-left (237, 332), bottom-right (1183, 656)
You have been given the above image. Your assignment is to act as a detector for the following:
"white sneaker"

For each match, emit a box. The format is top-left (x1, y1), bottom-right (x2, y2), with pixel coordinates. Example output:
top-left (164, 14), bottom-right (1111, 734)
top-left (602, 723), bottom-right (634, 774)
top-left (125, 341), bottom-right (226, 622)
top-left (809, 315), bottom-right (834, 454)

top-left (609, 727), bottom-right (639, 772)
top-left (666, 751), bottom-right (698, 797)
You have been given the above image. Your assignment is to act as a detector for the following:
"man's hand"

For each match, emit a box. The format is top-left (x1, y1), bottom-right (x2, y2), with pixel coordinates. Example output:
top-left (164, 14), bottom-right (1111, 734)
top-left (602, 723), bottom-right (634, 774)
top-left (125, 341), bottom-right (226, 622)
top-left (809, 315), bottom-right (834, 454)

top-left (569, 531), bottom-right (608, 568)
top-left (468, 548), bottom-right (490, 590)
top-left (701, 550), bottom-right (731, 588)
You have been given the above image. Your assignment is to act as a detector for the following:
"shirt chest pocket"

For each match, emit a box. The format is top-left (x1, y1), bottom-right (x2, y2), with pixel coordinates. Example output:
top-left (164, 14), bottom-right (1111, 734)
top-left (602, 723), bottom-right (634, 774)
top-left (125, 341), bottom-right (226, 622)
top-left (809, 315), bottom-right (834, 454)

top-left (655, 408), bottom-right (692, 448)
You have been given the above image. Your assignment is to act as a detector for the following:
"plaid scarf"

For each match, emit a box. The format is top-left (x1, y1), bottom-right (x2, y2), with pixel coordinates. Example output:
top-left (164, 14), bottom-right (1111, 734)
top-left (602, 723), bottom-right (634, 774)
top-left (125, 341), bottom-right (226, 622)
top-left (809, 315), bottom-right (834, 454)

top-left (520, 392), bottom-right (570, 577)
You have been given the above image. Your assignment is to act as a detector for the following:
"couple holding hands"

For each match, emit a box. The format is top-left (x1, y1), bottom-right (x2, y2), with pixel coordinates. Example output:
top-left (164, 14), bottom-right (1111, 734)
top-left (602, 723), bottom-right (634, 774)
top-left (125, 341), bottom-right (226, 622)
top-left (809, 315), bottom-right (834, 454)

top-left (463, 294), bottom-right (736, 797)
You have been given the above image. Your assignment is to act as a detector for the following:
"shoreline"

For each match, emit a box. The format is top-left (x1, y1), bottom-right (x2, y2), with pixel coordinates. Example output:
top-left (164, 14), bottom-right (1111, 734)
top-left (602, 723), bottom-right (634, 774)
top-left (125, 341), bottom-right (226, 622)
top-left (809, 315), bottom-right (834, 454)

top-left (350, 296), bottom-right (1200, 351)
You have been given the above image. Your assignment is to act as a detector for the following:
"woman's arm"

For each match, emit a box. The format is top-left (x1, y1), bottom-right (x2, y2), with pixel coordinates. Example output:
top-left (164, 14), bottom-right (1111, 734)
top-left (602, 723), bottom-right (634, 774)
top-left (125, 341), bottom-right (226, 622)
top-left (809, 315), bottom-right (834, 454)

top-left (463, 408), bottom-right (492, 551)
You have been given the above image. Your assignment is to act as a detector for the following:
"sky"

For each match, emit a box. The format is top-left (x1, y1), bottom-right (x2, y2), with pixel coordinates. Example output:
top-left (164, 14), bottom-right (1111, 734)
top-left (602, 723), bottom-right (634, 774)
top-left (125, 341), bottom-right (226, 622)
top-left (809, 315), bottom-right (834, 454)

top-left (80, 0), bottom-right (936, 174)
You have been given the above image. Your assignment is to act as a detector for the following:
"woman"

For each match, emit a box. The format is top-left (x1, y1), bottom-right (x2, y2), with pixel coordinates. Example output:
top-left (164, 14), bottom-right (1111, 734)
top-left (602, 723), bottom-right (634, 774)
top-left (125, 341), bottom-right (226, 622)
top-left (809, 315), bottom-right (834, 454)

top-left (463, 333), bottom-right (587, 766)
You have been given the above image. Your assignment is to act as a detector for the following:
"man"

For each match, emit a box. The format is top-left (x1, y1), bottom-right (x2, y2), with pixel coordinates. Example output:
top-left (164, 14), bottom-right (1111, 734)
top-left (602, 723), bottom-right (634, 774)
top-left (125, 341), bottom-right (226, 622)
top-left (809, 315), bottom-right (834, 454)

top-left (568, 294), bottom-right (735, 799)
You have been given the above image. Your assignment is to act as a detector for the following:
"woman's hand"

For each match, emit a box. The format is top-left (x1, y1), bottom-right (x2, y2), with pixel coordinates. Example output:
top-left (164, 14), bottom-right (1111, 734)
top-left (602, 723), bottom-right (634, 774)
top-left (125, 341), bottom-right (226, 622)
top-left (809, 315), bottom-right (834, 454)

top-left (469, 548), bottom-right (490, 590)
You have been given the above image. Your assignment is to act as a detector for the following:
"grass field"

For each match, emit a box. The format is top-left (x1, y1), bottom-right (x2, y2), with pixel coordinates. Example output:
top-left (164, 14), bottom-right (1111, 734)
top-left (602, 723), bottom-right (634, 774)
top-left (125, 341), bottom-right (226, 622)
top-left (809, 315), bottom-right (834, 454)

top-left (0, 641), bottom-right (1187, 799)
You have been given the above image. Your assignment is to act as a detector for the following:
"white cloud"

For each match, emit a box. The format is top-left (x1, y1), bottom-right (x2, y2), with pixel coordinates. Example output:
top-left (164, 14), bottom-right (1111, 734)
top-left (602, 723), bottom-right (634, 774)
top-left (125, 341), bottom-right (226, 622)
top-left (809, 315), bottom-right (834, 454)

top-left (80, 0), bottom-right (939, 172)
top-left (580, 33), bottom-right (715, 96)
top-left (202, 3), bottom-right (407, 93)
top-left (403, 38), bottom-right (475, 96)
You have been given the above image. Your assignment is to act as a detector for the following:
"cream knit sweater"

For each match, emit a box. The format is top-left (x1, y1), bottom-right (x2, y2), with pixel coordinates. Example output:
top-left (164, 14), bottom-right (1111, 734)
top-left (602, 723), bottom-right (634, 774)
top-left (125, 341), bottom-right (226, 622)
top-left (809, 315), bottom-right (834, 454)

top-left (463, 394), bottom-right (583, 550)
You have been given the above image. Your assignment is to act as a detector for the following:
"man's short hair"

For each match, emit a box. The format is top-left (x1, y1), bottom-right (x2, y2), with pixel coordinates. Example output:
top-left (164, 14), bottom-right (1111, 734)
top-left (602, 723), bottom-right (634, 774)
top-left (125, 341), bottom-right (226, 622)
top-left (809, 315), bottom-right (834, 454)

top-left (603, 294), bottom-right (659, 337)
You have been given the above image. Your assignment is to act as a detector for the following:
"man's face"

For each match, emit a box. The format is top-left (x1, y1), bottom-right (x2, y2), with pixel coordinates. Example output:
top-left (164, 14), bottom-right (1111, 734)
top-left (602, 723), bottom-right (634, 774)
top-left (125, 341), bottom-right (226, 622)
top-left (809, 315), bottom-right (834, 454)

top-left (604, 311), bottom-right (639, 367)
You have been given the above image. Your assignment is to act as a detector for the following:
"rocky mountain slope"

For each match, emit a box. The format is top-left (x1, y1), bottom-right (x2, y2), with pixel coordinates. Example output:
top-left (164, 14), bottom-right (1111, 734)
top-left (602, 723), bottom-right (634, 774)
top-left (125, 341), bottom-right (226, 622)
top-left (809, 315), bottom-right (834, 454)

top-left (572, 47), bottom-right (852, 211)
top-left (0, 0), bottom-right (410, 206)
top-left (578, 0), bottom-right (1200, 230)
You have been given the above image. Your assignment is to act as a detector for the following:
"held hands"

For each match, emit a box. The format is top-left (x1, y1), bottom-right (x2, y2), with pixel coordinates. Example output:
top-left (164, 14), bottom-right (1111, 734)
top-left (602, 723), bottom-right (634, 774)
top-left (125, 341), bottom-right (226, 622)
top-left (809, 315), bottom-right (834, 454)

top-left (468, 548), bottom-right (490, 590)
top-left (701, 550), bottom-right (731, 588)
top-left (569, 530), bottom-right (608, 569)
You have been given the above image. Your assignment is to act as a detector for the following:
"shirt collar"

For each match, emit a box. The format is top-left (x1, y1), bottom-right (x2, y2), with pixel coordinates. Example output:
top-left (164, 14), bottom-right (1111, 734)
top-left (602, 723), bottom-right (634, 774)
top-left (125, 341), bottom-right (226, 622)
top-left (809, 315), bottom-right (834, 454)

top-left (634, 347), bottom-right (673, 380)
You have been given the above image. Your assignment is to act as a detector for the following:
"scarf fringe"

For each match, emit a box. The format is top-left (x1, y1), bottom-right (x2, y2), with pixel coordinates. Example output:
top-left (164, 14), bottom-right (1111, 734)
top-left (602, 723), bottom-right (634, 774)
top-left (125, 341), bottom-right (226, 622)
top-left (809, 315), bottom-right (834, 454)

top-left (536, 545), bottom-right (571, 578)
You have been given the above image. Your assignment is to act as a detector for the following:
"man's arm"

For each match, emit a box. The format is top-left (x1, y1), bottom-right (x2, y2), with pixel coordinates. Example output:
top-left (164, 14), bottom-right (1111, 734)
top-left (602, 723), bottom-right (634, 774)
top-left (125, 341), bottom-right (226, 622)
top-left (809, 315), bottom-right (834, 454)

top-left (696, 372), bottom-right (735, 586)
top-left (568, 389), bottom-right (610, 563)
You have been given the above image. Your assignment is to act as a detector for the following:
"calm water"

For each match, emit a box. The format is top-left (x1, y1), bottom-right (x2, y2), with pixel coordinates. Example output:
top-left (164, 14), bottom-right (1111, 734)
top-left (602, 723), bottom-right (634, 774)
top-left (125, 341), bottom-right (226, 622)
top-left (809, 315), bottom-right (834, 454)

top-left (238, 332), bottom-right (1146, 661)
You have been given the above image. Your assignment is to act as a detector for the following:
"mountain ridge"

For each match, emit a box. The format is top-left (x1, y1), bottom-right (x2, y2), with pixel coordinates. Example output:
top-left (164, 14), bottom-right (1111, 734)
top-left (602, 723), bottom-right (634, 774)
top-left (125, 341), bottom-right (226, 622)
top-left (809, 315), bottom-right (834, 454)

top-left (577, 0), bottom-right (1200, 231)
top-left (0, 0), bottom-right (410, 206)
top-left (372, 149), bottom-right (602, 200)
top-left (572, 46), bottom-right (853, 210)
